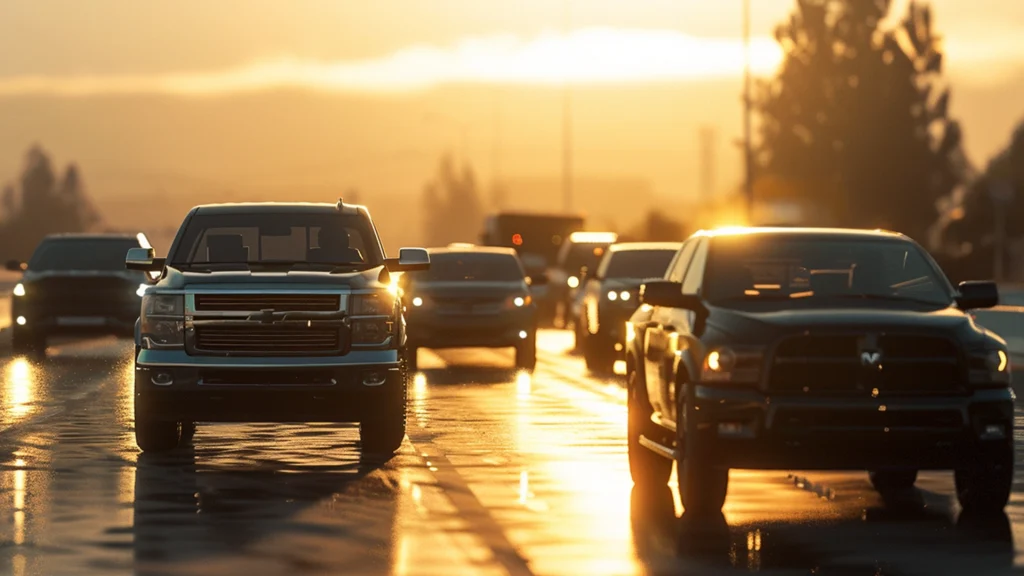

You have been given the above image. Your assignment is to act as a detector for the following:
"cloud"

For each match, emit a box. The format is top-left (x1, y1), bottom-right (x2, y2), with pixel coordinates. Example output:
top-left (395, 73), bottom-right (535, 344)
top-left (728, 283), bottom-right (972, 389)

top-left (0, 28), bottom-right (784, 97)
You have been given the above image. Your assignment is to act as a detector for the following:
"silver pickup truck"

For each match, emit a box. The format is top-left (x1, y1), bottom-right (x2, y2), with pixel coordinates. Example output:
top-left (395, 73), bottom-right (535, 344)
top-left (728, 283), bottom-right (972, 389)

top-left (126, 200), bottom-right (428, 456)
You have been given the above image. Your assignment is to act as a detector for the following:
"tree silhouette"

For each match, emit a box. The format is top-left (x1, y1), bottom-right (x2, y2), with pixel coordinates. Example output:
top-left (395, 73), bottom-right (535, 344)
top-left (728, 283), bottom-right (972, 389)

top-left (0, 145), bottom-right (104, 260)
top-left (755, 0), bottom-right (967, 241)
top-left (421, 154), bottom-right (484, 247)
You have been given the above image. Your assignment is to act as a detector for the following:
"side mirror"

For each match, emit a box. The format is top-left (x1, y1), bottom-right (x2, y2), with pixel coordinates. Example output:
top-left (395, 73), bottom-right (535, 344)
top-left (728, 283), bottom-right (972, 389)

top-left (527, 272), bottom-right (549, 286)
top-left (386, 247), bottom-right (430, 272)
top-left (956, 280), bottom-right (998, 310)
top-left (640, 281), bottom-right (703, 310)
top-left (5, 259), bottom-right (25, 272)
top-left (126, 247), bottom-right (166, 273)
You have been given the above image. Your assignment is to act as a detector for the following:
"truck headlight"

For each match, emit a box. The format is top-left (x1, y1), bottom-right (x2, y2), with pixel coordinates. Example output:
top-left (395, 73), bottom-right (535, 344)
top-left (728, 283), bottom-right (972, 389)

top-left (351, 292), bottom-right (396, 316)
top-left (351, 319), bottom-right (392, 345)
top-left (13, 283), bottom-right (25, 297)
top-left (701, 346), bottom-right (764, 383)
top-left (986, 349), bottom-right (1011, 383)
top-left (140, 294), bottom-right (184, 348)
top-left (506, 294), bottom-right (532, 309)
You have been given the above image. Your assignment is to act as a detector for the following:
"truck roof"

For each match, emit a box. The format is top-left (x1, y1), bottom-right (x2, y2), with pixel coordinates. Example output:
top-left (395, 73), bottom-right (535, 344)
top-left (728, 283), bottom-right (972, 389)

top-left (193, 202), bottom-right (366, 215)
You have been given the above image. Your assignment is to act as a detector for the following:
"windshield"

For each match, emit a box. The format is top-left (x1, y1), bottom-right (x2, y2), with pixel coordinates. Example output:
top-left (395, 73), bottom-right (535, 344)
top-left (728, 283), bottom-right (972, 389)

top-left (560, 242), bottom-right (610, 274)
top-left (416, 252), bottom-right (524, 282)
top-left (29, 238), bottom-right (141, 271)
top-left (604, 249), bottom-right (677, 280)
top-left (705, 235), bottom-right (954, 306)
top-left (170, 212), bottom-right (382, 270)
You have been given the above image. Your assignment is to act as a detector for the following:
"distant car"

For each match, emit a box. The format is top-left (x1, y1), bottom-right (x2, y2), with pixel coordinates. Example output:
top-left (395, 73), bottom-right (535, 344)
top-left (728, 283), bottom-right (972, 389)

top-left (578, 242), bottom-right (681, 374)
top-left (519, 252), bottom-right (551, 324)
top-left (128, 200), bottom-right (429, 455)
top-left (627, 227), bottom-right (1013, 516)
top-left (401, 246), bottom-right (544, 372)
top-left (544, 231), bottom-right (617, 328)
top-left (7, 232), bottom-right (152, 354)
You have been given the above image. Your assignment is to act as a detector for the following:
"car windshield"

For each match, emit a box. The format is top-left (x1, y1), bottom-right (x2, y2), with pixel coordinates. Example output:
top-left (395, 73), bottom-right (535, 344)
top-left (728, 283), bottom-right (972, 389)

top-left (561, 243), bottom-right (610, 274)
top-left (704, 235), bottom-right (954, 306)
top-left (170, 212), bottom-right (382, 269)
top-left (29, 238), bottom-right (140, 271)
top-left (604, 249), bottom-right (677, 280)
top-left (417, 252), bottom-right (524, 282)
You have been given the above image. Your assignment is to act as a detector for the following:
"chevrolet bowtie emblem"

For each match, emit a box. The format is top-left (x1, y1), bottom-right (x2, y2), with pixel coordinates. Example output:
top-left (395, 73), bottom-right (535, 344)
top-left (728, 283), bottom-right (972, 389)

top-left (860, 351), bottom-right (882, 367)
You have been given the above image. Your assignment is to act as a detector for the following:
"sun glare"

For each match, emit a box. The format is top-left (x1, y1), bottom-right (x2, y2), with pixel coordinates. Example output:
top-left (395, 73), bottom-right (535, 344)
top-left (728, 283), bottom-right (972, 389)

top-left (0, 28), bottom-right (783, 97)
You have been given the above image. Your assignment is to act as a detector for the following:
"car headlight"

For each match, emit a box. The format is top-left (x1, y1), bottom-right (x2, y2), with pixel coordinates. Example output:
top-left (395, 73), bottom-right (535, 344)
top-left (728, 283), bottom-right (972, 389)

top-left (351, 318), bottom-right (393, 345)
top-left (567, 276), bottom-right (580, 289)
top-left (140, 294), bottom-right (184, 348)
top-left (701, 346), bottom-right (764, 383)
top-left (351, 292), bottom-right (396, 316)
top-left (506, 294), bottom-right (532, 309)
top-left (411, 296), bottom-right (424, 307)
top-left (13, 283), bottom-right (25, 297)
top-left (607, 291), bottom-right (618, 301)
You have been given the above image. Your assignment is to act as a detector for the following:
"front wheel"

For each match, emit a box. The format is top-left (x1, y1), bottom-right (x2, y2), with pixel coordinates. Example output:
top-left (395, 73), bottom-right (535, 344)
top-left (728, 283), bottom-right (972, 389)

top-left (628, 369), bottom-right (672, 488)
top-left (676, 384), bottom-right (728, 515)
top-left (515, 332), bottom-right (537, 372)
top-left (584, 334), bottom-right (615, 375)
top-left (360, 374), bottom-right (408, 457)
top-left (955, 441), bottom-right (1013, 514)
top-left (135, 405), bottom-right (181, 453)
top-left (869, 469), bottom-right (918, 495)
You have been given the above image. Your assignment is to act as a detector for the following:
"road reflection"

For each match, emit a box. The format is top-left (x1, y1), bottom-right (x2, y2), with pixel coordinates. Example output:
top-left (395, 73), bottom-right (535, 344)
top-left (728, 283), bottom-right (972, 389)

top-left (3, 358), bottom-right (36, 423)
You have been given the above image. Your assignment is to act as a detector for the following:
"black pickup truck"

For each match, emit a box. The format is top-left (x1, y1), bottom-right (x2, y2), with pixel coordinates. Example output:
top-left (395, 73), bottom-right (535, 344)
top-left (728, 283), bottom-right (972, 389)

top-left (626, 227), bottom-right (1014, 515)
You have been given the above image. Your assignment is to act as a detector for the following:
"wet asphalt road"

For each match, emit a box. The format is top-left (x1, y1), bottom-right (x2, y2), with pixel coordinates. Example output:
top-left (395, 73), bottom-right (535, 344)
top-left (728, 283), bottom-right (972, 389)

top-left (1, 328), bottom-right (1024, 575)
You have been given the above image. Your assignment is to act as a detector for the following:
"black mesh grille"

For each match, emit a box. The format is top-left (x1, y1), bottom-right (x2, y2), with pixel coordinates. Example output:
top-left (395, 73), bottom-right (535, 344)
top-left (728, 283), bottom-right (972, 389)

top-left (194, 293), bottom-right (340, 312)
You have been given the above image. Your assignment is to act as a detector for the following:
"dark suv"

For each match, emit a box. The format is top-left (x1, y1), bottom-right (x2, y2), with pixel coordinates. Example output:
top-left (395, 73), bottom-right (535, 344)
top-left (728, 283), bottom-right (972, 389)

top-left (578, 242), bottom-right (680, 374)
top-left (545, 231), bottom-right (617, 328)
top-left (8, 233), bottom-right (152, 354)
top-left (626, 227), bottom-right (1013, 515)
top-left (126, 200), bottom-right (428, 455)
top-left (401, 246), bottom-right (542, 372)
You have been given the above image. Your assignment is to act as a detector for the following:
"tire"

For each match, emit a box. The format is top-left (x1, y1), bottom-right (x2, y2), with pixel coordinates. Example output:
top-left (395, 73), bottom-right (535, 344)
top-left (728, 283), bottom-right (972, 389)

top-left (585, 333), bottom-right (615, 375)
top-left (628, 369), bottom-right (672, 488)
top-left (135, 404), bottom-right (181, 453)
top-left (955, 441), bottom-right (1013, 514)
top-left (360, 370), bottom-right (408, 456)
top-left (12, 328), bottom-right (44, 357)
top-left (516, 332), bottom-right (537, 372)
top-left (869, 469), bottom-right (918, 494)
top-left (676, 379), bottom-right (728, 515)
top-left (179, 421), bottom-right (197, 445)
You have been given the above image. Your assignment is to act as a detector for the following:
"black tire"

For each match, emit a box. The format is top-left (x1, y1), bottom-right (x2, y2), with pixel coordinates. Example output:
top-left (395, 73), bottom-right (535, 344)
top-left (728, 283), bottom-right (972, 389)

top-left (955, 441), bottom-right (1013, 514)
top-left (585, 333), bottom-right (615, 375)
top-left (179, 421), bottom-right (197, 445)
top-left (676, 379), bottom-right (728, 515)
top-left (360, 371), bottom-right (408, 456)
top-left (869, 469), bottom-right (918, 495)
top-left (628, 368), bottom-right (672, 488)
top-left (135, 405), bottom-right (181, 453)
top-left (516, 332), bottom-right (537, 372)
top-left (12, 328), bottom-right (44, 357)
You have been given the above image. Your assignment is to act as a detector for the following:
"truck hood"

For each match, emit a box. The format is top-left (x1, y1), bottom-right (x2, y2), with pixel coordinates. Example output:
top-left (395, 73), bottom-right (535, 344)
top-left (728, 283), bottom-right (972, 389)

top-left (154, 265), bottom-right (387, 291)
top-left (408, 281), bottom-right (528, 299)
top-left (709, 304), bottom-right (989, 346)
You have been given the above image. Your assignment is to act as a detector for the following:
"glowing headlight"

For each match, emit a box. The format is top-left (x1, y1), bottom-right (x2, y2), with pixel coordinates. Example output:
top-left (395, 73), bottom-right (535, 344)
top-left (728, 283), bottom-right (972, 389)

top-left (607, 291), bottom-right (618, 301)
top-left (514, 296), bottom-right (525, 307)
top-left (412, 296), bottom-right (424, 307)
top-left (701, 346), bottom-right (764, 384)
top-left (986, 349), bottom-right (1011, 382)
top-left (619, 290), bottom-right (631, 301)
top-left (567, 276), bottom-right (580, 289)
top-left (13, 283), bottom-right (25, 297)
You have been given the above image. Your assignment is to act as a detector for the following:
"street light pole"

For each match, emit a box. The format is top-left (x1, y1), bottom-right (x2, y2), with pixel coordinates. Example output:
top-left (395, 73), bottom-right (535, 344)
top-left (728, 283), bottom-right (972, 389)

top-left (562, 0), bottom-right (573, 213)
top-left (743, 0), bottom-right (754, 224)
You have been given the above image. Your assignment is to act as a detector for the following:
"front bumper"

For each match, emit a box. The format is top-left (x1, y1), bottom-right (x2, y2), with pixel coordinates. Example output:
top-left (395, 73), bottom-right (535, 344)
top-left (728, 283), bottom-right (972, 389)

top-left (406, 308), bottom-right (536, 348)
top-left (135, 348), bottom-right (402, 422)
top-left (688, 383), bottom-right (1015, 470)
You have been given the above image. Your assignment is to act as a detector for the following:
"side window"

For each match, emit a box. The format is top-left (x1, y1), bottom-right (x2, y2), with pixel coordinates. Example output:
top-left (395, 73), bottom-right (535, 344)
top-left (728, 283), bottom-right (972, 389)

top-left (681, 239), bottom-right (709, 295)
top-left (667, 240), bottom-right (698, 282)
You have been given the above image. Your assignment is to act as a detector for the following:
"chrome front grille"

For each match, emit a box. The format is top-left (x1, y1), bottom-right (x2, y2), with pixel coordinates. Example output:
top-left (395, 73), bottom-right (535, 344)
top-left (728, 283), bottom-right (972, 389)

top-left (768, 334), bottom-right (962, 396)
top-left (193, 324), bottom-right (342, 355)
top-left (194, 293), bottom-right (340, 312)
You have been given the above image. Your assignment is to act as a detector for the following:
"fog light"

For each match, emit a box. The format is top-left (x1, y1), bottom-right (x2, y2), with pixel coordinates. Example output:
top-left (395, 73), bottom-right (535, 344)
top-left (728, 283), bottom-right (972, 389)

top-left (15, 316), bottom-right (26, 326)
top-left (362, 371), bottom-right (387, 387)
top-left (151, 372), bottom-right (173, 386)
top-left (518, 330), bottom-right (528, 339)
top-left (981, 424), bottom-right (1006, 440)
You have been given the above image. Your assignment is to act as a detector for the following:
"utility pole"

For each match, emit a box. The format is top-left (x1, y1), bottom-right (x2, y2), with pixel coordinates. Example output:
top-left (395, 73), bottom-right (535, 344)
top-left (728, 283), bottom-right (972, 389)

top-left (743, 0), bottom-right (754, 224)
top-left (699, 126), bottom-right (717, 200)
top-left (561, 0), bottom-right (573, 213)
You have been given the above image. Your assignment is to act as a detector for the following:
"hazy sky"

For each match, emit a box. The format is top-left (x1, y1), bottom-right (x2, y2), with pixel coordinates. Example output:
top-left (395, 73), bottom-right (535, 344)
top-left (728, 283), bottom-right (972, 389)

top-left (2, 0), bottom-right (1023, 90)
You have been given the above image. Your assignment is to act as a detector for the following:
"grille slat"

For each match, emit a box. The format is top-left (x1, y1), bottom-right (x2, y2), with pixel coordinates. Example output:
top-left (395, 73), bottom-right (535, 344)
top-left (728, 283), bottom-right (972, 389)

top-left (195, 293), bottom-right (340, 312)
top-left (194, 325), bottom-right (341, 354)
top-left (769, 334), bottom-right (962, 395)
